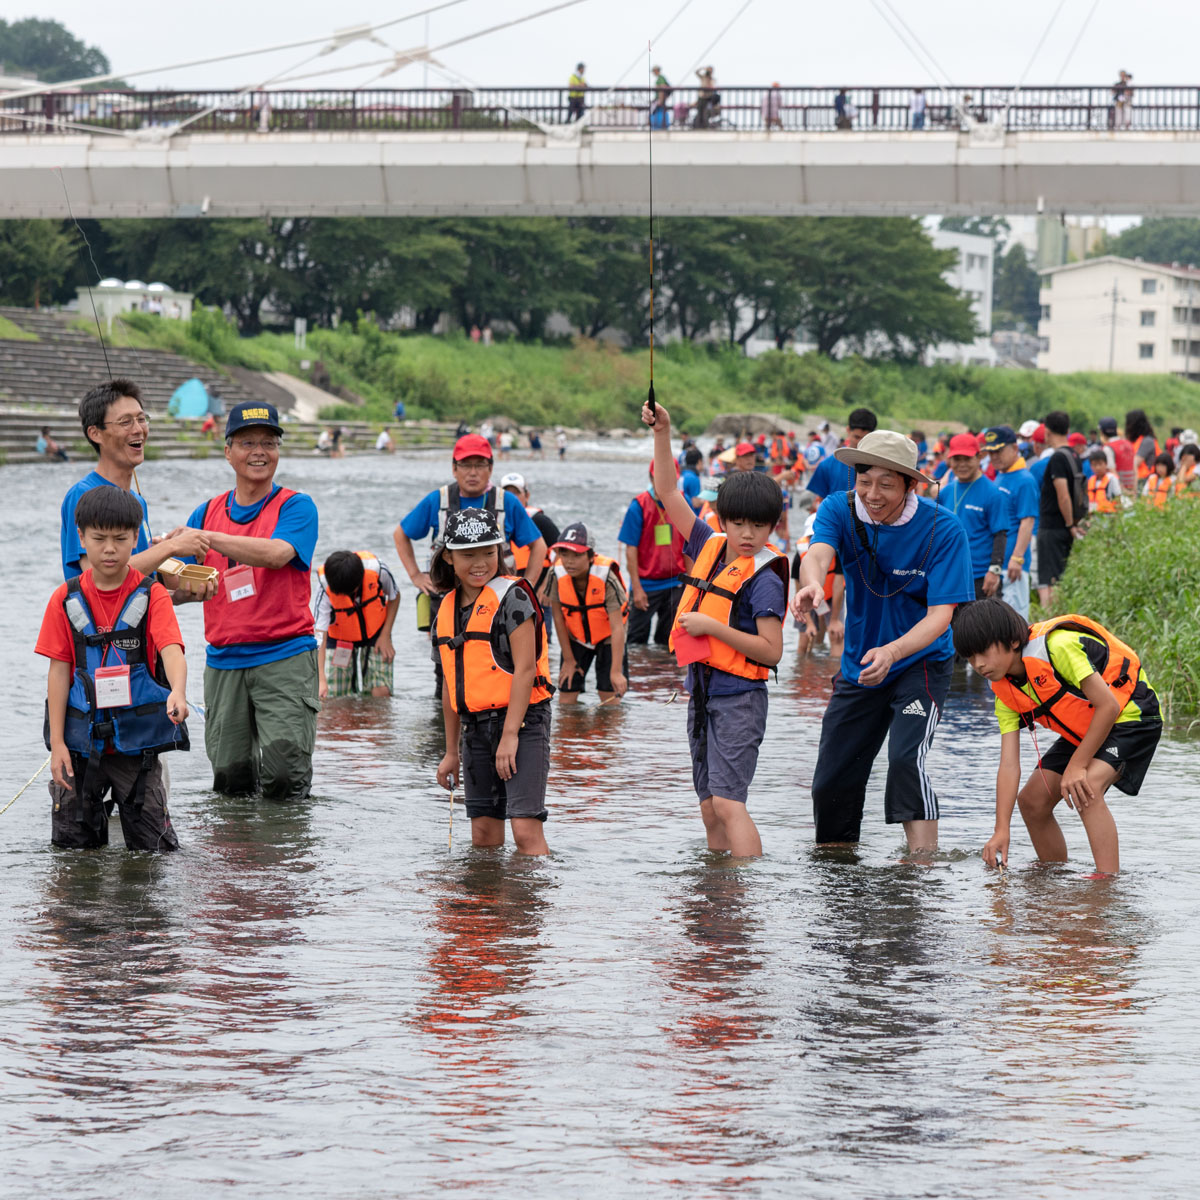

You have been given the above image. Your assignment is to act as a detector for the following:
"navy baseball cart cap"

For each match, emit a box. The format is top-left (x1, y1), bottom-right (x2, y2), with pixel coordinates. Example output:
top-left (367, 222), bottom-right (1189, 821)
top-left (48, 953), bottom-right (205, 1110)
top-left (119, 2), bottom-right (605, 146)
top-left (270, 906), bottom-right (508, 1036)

top-left (226, 403), bottom-right (283, 438)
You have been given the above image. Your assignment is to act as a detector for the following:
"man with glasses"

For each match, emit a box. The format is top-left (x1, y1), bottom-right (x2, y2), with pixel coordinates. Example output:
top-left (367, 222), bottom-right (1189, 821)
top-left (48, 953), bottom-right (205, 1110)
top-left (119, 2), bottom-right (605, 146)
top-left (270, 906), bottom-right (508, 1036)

top-left (184, 403), bottom-right (320, 801)
top-left (60, 378), bottom-right (211, 579)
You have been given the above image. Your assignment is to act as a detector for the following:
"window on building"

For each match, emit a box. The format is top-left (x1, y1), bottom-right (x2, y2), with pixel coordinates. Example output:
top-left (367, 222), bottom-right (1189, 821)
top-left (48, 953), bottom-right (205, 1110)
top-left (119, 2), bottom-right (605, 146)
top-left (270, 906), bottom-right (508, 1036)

top-left (1139, 343), bottom-right (1155, 358)
top-left (1141, 310), bottom-right (1156, 326)
top-left (1042, 275), bottom-right (1052, 289)
top-left (1174, 307), bottom-right (1189, 323)
top-left (1173, 339), bottom-right (1187, 355)
top-left (1040, 304), bottom-right (1051, 320)
top-left (1039, 337), bottom-right (1050, 352)
top-left (1142, 279), bottom-right (1158, 294)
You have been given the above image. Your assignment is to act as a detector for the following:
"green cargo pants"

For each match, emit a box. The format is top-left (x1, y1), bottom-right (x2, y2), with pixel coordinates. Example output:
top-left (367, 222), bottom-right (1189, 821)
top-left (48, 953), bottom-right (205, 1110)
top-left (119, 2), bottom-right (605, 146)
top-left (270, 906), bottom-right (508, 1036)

top-left (204, 649), bottom-right (319, 800)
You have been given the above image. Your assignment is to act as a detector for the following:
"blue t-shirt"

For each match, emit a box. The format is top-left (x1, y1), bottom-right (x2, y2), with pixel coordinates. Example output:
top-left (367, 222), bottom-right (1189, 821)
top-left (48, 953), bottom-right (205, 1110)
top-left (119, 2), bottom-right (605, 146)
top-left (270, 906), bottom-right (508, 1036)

top-left (61, 470), bottom-right (152, 579)
top-left (186, 485), bottom-right (319, 669)
top-left (802, 442), bottom-right (826, 467)
top-left (994, 467), bottom-right (1038, 571)
top-left (400, 488), bottom-right (540, 551)
top-left (807, 454), bottom-right (855, 500)
top-left (812, 493), bottom-right (974, 687)
top-left (681, 469), bottom-right (702, 511)
top-left (682, 519), bottom-right (787, 695)
top-left (617, 490), bottom-right (680, 593)
top-left (936, 474), bottom-right (1008, 579)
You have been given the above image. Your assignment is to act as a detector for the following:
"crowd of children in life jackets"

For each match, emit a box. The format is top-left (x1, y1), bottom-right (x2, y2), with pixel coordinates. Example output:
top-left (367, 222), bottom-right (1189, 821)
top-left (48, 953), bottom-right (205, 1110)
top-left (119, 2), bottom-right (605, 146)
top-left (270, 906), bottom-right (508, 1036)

top-left (41, 398), bottom-right (1188, 874)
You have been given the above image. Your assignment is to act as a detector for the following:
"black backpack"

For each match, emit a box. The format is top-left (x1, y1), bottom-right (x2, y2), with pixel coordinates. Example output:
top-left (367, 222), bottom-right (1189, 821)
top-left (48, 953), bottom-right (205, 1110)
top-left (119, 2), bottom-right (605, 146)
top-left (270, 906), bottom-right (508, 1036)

top-left (1056, 449), bottom-right (1089, 525)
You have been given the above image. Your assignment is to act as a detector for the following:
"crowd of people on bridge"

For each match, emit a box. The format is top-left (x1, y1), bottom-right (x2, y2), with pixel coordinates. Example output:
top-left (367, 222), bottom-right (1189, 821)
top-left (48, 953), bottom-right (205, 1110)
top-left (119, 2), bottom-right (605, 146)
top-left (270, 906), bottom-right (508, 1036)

top-left (34, 377), bottom-right (1182, 878)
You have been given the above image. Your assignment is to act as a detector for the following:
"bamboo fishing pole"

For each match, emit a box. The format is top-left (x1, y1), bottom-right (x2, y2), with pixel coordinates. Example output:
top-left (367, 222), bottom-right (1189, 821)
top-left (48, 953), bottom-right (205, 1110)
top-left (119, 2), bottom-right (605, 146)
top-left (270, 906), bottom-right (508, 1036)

top-left (647, 44), bottom-right (656, 417)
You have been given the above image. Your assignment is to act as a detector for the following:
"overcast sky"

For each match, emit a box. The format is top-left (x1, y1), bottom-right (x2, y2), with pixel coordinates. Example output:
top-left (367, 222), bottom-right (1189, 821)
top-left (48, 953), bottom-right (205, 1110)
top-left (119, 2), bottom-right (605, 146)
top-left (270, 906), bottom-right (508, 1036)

top-left (13, 0), bottom-right (1187, 92)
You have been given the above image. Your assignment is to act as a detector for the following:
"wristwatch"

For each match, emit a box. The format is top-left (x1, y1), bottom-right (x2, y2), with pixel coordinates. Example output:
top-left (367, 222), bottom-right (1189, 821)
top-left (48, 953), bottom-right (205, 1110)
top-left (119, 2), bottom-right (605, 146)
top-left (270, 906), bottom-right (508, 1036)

top-left (987, 565), bottom-right (1003, 576)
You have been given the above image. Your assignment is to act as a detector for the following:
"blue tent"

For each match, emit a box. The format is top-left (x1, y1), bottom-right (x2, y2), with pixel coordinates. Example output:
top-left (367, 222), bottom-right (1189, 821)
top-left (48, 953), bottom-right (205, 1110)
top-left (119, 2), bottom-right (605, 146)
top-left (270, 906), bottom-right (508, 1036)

top-left (168, 377), bottom-right (210, 418)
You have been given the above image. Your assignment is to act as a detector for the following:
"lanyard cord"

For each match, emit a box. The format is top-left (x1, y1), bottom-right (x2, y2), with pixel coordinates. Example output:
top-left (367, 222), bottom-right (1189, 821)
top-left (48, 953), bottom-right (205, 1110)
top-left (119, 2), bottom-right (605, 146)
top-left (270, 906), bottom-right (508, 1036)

top-left (845, 491), bottom-right (939, 600)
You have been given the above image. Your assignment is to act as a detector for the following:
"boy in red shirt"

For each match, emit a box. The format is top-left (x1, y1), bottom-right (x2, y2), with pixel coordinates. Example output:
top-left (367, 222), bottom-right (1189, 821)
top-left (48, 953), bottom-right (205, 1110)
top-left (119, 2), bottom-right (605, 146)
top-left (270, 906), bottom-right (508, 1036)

top-left (36, 487), bottom-right (190, 850)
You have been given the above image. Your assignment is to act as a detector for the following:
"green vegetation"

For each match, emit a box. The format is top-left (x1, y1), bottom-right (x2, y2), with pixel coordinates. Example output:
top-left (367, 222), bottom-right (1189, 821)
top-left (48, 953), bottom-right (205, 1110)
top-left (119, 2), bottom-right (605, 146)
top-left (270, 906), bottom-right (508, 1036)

top-left (0, 314), bottom-right (37, 341)
top-left (1056, 503), bottom-right (1200, 723)
top-left (82, 311), bottom-right (1200, 435)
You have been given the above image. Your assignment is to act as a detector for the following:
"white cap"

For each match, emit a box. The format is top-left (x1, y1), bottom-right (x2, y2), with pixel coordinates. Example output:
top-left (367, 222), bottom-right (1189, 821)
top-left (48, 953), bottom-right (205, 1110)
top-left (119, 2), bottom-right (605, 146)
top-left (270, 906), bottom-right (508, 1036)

top-left (1018, 419), bottom-right (1039, 438)
top-left (499, 472), bottom-right (526, 491)
top-left (1182, 428), bottom-right (1198, 444)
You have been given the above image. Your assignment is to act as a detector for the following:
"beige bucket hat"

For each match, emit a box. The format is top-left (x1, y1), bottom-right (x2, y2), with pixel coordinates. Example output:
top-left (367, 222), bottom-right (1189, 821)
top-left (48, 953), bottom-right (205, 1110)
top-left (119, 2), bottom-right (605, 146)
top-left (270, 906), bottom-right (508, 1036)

top-left (834, 429), bottom-right (935, 486)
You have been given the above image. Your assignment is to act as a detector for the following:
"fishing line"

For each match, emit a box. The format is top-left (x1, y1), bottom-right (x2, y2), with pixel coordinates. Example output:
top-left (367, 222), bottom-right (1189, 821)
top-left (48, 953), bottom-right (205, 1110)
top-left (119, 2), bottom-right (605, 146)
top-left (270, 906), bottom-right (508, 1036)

top-left (646, 43), bottom-right (656, 418)
top-left (1, 756), bottom-right (52, 818)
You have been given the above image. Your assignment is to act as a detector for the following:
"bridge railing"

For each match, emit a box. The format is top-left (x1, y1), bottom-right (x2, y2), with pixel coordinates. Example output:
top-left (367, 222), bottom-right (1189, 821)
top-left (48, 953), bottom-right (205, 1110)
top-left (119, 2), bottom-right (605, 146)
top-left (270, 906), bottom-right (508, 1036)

top-left (4, 85), bottom-right (1200, 135)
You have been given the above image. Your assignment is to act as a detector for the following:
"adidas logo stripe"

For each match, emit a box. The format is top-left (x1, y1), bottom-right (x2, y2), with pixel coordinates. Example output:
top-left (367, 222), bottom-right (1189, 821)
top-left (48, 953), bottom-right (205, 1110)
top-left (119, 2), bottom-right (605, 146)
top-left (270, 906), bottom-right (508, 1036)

top-left (902, 699), bottom-right (927, 717)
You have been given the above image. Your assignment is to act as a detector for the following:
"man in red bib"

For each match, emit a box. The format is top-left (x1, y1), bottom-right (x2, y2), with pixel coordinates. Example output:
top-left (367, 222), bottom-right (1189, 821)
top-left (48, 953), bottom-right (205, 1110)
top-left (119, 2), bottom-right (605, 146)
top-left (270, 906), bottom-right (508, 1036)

top-left (184, 403), bottom-right (320, 800)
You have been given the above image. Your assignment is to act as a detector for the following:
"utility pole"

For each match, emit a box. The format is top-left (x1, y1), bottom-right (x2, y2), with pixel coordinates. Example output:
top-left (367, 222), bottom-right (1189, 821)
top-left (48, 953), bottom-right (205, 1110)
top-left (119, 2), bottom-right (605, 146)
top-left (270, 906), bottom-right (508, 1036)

top-left (1186, 280), bottom-right (1194, 381)
top-left (1108, 276), bottom-right (1118, 372)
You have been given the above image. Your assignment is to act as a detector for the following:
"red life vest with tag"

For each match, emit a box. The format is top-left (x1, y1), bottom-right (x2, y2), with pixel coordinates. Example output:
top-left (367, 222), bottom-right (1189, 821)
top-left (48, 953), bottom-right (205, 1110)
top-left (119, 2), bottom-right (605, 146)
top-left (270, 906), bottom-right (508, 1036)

top-left (200, 487), bottom-right (313, 648)
top-left (635, 490), bottom-right (685, 580)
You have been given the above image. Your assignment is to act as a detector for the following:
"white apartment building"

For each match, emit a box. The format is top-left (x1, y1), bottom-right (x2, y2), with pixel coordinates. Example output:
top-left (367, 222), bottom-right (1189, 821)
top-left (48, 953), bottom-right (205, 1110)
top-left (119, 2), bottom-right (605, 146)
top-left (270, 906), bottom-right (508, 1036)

top-left (1038, 255), bottom-right (1200, 378)
top-left (926, 229), bottom-right (995, 366)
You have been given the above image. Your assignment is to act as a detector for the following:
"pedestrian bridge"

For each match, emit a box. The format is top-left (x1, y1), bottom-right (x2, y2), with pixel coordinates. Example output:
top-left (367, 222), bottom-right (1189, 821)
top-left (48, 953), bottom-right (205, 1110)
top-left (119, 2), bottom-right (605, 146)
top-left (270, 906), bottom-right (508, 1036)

top-left (3, 85), bottom-right (1200, 218)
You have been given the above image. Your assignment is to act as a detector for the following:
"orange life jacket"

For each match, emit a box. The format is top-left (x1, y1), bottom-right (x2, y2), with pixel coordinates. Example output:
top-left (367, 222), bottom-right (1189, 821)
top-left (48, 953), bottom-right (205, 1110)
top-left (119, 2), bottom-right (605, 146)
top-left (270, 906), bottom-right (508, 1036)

top-left (1175, 465), bottom-right (1198, 498)
top-left (990, 614), bottom-right (1142, 746)
top-left (769, 435), bottom-right (789, 463)
top-left (1145, 474), bottom-right (1172, 508)
top-left (433, 576), bottom-right (553, 715)
top-left (509, 506), bottom-right (551, 574)
top-left (1087, 475), bottom-right (1116, 514)
top-left (554, 554), bottom-right (627, 647)
top-left (670, 533), bottom-right (789, 681)
top-left (318, 551), bottom-right (388, 646)
top-left (699, 501), bottom-right (721, 532)
top-left (1135, 439), bottom-right (1161, 480)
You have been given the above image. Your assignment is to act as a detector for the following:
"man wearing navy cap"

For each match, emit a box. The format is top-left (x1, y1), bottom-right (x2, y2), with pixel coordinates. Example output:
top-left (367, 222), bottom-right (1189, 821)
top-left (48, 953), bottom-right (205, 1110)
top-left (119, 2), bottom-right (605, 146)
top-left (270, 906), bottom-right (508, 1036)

top-left (185, 403), bottom-right (321, 800)
top-left (981, 425), bottom-right (1037, 619)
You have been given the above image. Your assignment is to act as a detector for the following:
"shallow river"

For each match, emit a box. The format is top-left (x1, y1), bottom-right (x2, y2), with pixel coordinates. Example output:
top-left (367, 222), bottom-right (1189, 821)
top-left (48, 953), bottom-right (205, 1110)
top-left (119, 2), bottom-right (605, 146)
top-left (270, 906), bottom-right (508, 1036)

top-left (1, 450), bottom-right (1197, 1199)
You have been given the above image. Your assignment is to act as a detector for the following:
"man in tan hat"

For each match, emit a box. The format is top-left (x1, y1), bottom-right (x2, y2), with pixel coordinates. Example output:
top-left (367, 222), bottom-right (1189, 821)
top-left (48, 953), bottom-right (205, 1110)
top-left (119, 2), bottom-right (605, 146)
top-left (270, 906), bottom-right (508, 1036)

top-left (793, 430), bottom-right (974, 854)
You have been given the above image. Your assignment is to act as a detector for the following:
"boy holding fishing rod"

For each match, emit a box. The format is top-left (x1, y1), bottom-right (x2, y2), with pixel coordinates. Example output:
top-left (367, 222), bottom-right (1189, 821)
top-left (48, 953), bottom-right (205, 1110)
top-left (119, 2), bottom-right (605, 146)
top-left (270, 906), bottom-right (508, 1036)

top-left (952, 597), bottom-right (1162, 874)
top-left (642, 400), bottom-right (788, 858)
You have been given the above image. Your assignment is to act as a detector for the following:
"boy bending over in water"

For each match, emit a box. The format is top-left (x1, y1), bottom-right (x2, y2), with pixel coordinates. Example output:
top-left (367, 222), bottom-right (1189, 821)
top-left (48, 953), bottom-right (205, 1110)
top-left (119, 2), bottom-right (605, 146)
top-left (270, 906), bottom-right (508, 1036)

top-left (643, 400), bottom-right (788, 857)
top-left (952, 597), bottom-right (1162, 874)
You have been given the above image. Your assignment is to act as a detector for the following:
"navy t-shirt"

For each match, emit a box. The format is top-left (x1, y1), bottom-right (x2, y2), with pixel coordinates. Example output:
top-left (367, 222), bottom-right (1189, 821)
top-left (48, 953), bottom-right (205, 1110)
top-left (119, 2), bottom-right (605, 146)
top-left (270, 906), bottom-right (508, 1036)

top-left (936, 474), bottom-right (1008, 579)
top-left (812, 493), bottom-right (973, 687)
top-left (681, 519), bottom-right (787, 696)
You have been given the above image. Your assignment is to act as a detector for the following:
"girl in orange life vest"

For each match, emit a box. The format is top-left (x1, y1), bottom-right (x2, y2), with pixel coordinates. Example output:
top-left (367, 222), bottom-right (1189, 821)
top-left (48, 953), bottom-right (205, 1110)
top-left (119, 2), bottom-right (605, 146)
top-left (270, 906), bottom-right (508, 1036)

top-left (1142, 453), bottom-right (1174, 508)
top-left (549, 522), bottom-right (629, 705)
top-left (315, 550), bottom-right (401, 699)
top-left (642, 400), bottom-right (788, 859)
top-left (1175, 442), bottom-right (1200, 497)
top-left (1086, 449), bottom-right (1121, 514)
top-left (952, 598), bottom-right (1162, 875)
top-left (432, 508), bottom-right (553, 855)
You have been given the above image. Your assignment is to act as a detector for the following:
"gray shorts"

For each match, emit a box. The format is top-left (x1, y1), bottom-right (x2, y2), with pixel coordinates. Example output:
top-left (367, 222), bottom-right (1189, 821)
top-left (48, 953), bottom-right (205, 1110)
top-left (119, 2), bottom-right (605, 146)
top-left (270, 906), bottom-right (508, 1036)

top-left (460, 700), bottom-right (551, 822)
top-left (687, 687), bottom-right (768, 804)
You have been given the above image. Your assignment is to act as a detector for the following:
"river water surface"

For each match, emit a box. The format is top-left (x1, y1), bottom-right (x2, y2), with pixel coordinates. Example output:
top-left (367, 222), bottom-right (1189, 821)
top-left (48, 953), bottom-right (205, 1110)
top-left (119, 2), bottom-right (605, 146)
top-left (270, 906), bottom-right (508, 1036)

top-left (1, 450), bottom-right (1197, 1199)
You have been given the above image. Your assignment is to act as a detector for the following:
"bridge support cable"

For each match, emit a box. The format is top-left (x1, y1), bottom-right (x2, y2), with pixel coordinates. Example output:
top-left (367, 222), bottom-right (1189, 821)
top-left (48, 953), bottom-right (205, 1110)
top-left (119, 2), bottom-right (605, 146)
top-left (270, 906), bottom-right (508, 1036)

top-left (0, 0), bottom-right (479, 103)
top-left (994, 0), bottom-right (1070, 130)
top-left (683, 0), bottom-right (758, 78)
top-left (866, 0), bottom-right (959, 118)
top-left (1054, 0), bottom-right (1104, 83)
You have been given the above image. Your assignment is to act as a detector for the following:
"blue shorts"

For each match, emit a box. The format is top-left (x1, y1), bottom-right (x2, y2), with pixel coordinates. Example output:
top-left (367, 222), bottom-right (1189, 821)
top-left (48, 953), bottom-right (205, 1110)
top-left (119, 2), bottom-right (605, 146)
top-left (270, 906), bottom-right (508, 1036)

top-left (686, 688), bottom-right (768, 804)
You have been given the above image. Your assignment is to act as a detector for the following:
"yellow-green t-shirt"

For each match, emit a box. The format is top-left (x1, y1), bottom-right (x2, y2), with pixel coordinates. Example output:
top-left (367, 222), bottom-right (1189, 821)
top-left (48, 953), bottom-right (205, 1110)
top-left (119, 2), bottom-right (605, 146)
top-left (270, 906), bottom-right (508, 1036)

top-left (994, 629), bottom-right (1158, 734)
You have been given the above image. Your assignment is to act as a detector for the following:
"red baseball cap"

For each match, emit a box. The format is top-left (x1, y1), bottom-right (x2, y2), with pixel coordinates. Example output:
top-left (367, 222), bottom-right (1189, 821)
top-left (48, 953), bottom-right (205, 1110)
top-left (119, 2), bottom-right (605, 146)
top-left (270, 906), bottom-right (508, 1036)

top-left (946, 433), bottom-right (979, 456)
top-left (1067, 432), bottom-right (1087, 447)
top-left (1032, 423), bottom-right (1046, 444)
top-left (648, 459), bottom-right (681, 479)
top-left (735, 441), bottom-right (756, 456)
top-left (452, 433), bottom-right (493, 461)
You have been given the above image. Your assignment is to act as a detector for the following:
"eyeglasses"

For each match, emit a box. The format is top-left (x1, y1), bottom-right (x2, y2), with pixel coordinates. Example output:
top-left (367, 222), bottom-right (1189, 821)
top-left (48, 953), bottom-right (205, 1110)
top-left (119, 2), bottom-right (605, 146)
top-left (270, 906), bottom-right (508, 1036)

top-left (100, 413), bottom-right (151, 431)
top-left (232, 437), bottom-right (281, 451)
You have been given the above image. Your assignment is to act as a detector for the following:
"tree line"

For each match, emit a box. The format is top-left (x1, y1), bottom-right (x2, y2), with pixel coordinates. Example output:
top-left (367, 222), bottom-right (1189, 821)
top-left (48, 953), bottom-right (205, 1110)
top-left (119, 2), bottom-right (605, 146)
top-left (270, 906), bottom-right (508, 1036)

top-left (0, 215), bottom-right (989, 361)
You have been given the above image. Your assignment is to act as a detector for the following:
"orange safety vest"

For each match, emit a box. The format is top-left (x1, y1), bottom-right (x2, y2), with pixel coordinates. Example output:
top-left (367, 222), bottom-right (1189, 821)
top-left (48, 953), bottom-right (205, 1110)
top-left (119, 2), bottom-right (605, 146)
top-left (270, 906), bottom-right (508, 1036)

top-left (554, 554), bottom-right (627, 647)
top-left (990, 614), bottom-right (1142, 746)
top-left (1145, 474), bottom-right (1172, 508)
top-left (1135, 439), bottom-right (1161, 480)
top-left (318, 551), bottom-right (389, 646)
top-left (1087, 475), bottom-right (1116, 515)
top-left (510, 506), bottom-right (550, 574)
top-left (1175, 465), bottom-right (1199, 497)
top-left (670, 533), bottom-right (789, 681)
top-left (769, 436), bottom-right (789, 463)
top-left (433, 576), bottom-right (553, 715)
top-left (699, 501), bottom-right (721, 532)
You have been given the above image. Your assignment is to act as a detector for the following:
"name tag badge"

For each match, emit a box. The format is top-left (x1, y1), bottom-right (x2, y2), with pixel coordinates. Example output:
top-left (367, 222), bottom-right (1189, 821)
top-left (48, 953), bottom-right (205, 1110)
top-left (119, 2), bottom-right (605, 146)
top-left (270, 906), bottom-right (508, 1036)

top-left (94, 664), bottom-right (132, 708)
top-left (654, 523), bottom-right (672, 546)
top-left (224, 563), bottom-right (256, 602)
top-left (332, 644), bottom-right (353, 669)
